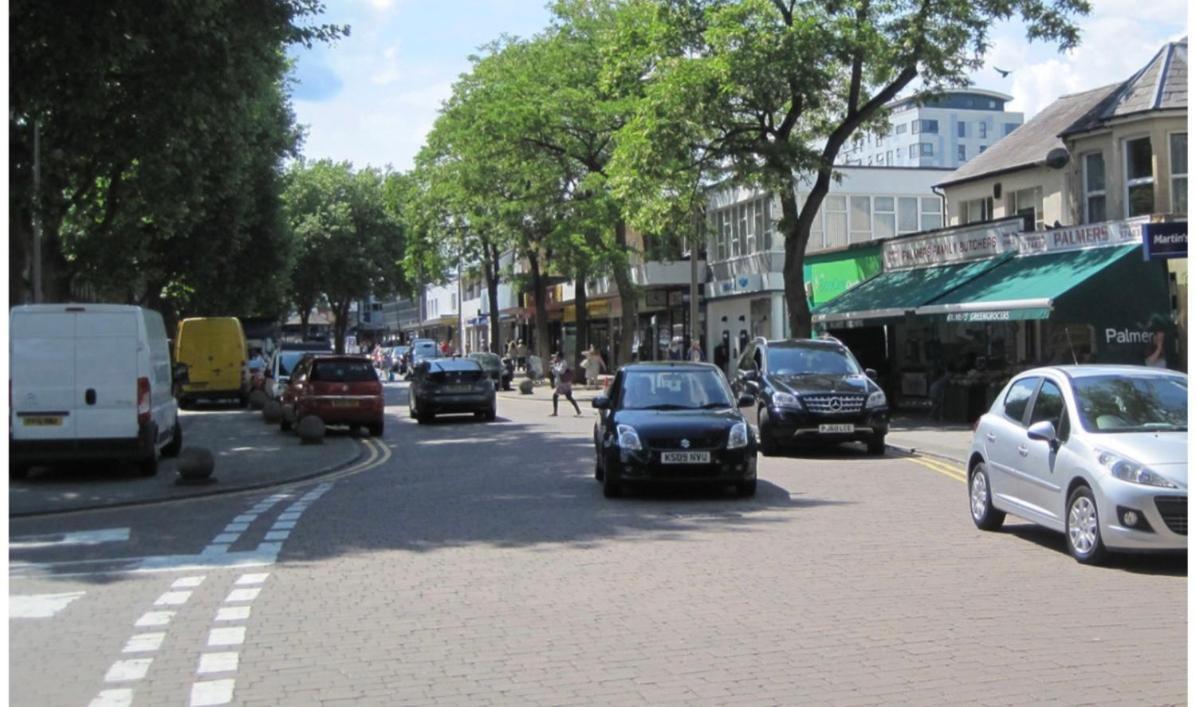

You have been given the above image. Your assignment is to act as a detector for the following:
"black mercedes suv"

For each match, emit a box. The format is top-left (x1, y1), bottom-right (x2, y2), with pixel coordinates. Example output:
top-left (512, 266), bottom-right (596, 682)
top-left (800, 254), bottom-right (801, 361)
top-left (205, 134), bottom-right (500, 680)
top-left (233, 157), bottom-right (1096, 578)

top-left (732, 337), bottom-right (889, 455)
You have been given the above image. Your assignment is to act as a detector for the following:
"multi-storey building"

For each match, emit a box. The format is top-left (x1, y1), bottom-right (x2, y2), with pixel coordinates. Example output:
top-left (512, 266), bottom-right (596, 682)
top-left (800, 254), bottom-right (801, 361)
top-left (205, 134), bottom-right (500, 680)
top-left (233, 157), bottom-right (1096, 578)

top-left (839, 89), bottom-right (1024, 169)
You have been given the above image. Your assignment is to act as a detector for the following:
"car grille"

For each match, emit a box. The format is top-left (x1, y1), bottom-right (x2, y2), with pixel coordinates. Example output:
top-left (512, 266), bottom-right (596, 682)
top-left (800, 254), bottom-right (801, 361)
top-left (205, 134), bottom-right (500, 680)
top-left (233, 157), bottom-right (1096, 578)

top-left (800, 394), bottom-right (866, 414)
top-left (649, 465), bottom-right (720, 479)
top-left (1154, 496), bottom-right (1187, 535)
top-left (645, 433), bottom-right (724, 449)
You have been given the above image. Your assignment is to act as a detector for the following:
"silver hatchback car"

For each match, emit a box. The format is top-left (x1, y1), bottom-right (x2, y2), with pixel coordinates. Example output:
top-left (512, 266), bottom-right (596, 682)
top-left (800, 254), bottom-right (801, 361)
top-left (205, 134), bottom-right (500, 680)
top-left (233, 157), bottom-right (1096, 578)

top-left (968, 365), bottom-right (1187, 564)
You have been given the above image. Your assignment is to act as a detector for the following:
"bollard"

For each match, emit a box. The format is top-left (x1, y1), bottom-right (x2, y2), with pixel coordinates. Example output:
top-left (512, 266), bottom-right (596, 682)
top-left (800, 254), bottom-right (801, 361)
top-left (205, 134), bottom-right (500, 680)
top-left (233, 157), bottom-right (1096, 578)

top-left (176, 447), bottom-right (216, 484)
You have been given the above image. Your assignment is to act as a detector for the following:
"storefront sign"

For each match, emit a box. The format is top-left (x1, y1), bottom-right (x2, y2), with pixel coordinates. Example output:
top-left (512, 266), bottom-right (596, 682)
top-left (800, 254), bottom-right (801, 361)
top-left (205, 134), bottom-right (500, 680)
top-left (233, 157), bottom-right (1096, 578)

top-left (805, 248), bottom-right (882, 307)
top-left (1018, 217), bottom-right (1147, 255)
top-left (1142, 222), bottom-right (1188, 259)
top-left (714, 273), bottom-right (764, 296)
top-left (882, 220), bottom-right (1022, 270)
top-left (944, 308), bottom-right (1051, 322)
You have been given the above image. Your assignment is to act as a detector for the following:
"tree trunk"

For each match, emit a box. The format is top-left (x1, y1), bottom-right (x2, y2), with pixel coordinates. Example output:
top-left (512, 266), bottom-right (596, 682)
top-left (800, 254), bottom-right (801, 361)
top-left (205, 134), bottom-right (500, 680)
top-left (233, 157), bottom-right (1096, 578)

top-left (574, 273), bottom-right (588, 364)
top-left (528, 249), bottom-right (550, 367)
top-left (331, 299), bottom-right (350, 354)
top-left (778, 172), bottom-right (814, 339)
top-left (484, 242), bottom-right (502, 354)
top-left (612, 219), bottom-right (638, 366)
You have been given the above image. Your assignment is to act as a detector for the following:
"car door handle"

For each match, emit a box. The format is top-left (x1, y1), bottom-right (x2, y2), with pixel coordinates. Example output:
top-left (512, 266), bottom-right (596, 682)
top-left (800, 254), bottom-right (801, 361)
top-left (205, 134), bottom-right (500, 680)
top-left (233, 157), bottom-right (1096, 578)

top-left (1017, 445), bottom-right (1029, 457)
top-left (985, 433), bottom-right (996, 442)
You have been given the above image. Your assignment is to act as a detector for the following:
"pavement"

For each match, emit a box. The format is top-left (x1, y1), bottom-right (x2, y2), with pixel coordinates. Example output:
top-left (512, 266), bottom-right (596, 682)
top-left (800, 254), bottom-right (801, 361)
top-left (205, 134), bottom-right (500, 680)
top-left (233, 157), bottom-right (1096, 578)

top-left (9, 381), bottom-right (1185, 706)
top-left (885, 414), bottom-right (974, 465)
top-left (9, 400), bottom-right (367, 516)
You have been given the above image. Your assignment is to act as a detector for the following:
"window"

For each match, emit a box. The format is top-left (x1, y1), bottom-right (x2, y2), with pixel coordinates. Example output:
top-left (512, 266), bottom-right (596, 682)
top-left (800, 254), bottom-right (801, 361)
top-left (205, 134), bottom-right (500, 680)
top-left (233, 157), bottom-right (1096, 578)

top-left (979, 145), bottom-right (987, 153)
top-left (730, 204), bottom-right (742, 258)
top-left (909, 120), bottom-right (920, 134)
top-left (809, 202), bottom-right (824, 249)
top-left (1011, 187), bottom-right (1043, 231)
top-left (897, 197), bottom-right (919, 233)
top-left (957, 122), bottom-right (966, 138)
top-left (886, 150), bottom-right (893, 166)
top-left (825, 195), bottom-right (848, 248)
top-left (919, 143), bottom-right (934, 156)
top-left (754, 197), bottom-right (768, 251)
top-left (873, 197), bottom-right (895, 239)
top-left (739, 202), bottom-right (751, 255)
top-left (961, 197), bottom-right (992, 224)
top-left (451, 293), bottom-right (457, 310)
top-left (978, 122), bottom-right (988, 139)
top-left (896, 123), bottom-right (907, 135)
top-left (957, 145), bottom-right (966, 162)
top-left (1170, 133), bottom-right (1187, 215)
top-left (1003, 378), bottom-right (1039, 425)
top-left (909, 144), bottom-right (918, 159)
top-left (849, 196), bottom-right (871, 242)
top-left (1082, 152), bottom-right (1106, 223)
top-left (1004, 122), bottom-right (1019, 136)
top-left (919, 119), bottom-right (939, 134)
top-left (1125, 137), bottom-right (1154, 217)
top-left (920, 198), bottom-right (943, 231)
top-left (1028, 379), bottom-right (1067, 439)
top-left (721, 208), bottom-right (733, 259)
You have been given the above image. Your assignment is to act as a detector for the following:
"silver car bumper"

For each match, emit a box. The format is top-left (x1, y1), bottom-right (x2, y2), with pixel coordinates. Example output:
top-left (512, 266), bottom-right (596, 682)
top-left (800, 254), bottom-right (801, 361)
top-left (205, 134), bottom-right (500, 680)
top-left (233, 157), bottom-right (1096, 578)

top-left (1096, 478), bottom-right (1186, 551)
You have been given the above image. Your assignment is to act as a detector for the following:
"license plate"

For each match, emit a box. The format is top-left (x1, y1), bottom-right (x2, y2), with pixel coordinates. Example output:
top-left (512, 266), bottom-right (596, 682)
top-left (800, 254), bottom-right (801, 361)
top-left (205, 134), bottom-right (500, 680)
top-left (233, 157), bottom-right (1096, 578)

top-left (818, 424), bottom-right (855, 433)
top-left (445, 385), bottom-right (473, 393)
top-left (22, 416), bottom-right (63, 427)
top-left (330, 399), bottom-right (358, 408)
top-left (661, 451), bottom-right (711, 464)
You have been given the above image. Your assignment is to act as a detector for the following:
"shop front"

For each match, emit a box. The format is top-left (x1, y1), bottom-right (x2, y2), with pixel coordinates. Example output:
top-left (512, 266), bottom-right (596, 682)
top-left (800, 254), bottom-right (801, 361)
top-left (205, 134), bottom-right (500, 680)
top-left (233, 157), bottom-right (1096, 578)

top-left (804, 245), bottom-right (885, 372)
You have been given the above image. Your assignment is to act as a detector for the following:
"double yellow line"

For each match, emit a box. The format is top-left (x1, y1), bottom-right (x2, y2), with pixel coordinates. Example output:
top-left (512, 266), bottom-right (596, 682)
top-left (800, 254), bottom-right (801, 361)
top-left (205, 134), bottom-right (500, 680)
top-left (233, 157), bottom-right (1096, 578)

top-left (319, 436), bottom-right (392, 483)
top-left (908, 454), bottom-right (967, 484)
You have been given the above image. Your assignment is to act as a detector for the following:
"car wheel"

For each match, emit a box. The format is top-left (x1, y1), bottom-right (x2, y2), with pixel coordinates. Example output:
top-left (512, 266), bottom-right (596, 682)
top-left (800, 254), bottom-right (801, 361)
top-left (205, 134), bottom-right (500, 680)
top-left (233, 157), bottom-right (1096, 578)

top-left (239, 392), bottom-right (250, 408)
top-left (602, 462), bottom-right (622, 498)
top-left (138, 453), bottom-right (159, 477)
top-left (866, 434), bottom-right (886, 456)
top-left (1066, 485), bottom-right (1109, 565)
top-left (758, 410), bottom-right (779, 457)
top-left (969, 462), bottom-right (1005, 531)
top-left (485, 406), bottom-right (497, 422)
top-left (162, 419), bottom-right (183, 458)
top-left (368, 420), bottom-right (384, 437)
top-left (737, 479), bottom-right (757, 497)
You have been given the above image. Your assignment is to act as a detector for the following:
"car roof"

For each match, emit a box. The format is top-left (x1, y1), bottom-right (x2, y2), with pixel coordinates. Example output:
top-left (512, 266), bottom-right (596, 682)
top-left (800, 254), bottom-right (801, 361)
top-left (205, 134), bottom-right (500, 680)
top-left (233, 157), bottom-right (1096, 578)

top-left (762, 338), bottom-right (846, 350)
top-left (1016, 364), bottom-right (1187, 380)
top-left (429, 358), bottom-right (483, 371)
top-left (621, 361), bottom-right (721, 372)
top-left (307, 354), bottom-right (371, 363)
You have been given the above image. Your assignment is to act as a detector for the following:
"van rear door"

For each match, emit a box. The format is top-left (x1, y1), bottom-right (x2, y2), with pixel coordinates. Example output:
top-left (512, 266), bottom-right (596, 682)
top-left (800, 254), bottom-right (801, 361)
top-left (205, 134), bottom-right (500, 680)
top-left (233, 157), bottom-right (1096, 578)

top-left (75, 311), bottom-right (140, 439)
top-left (11, 310), bottom-right (77, 440)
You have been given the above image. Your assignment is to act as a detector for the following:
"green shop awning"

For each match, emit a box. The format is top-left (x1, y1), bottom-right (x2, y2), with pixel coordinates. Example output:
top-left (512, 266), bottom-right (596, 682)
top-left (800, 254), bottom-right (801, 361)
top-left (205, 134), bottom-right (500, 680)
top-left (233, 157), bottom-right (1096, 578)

top-left (915, 245), bottom-right (1139, 321)
top-left (812, 257), bottom-right (1010, 324)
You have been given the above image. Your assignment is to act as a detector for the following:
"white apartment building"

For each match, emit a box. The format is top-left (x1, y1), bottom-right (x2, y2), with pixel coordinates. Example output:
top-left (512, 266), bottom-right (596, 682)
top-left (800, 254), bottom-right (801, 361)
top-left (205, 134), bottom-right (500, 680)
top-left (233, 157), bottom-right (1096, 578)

top-left (840, 89), bottom-right (1024, 169)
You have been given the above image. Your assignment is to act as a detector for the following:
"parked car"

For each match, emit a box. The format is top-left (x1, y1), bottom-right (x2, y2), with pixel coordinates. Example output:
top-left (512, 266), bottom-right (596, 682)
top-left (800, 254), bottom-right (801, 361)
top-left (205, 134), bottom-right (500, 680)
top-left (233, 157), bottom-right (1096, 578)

top-left (592, 362), bottom-right (758, 498)
top-left (266, 342), bottom-right (331, 399)
top-left (733, 337), bottom-right (888, 456)
top-left (405, 338), bottom-right (442, 379)
top-left (968, 365), bottom-right (1187, 564)
top-left (392, 345), bottom-right (411, 374)
top-left (175, 317), bottom-right (250, 408)
top-left (408, 358), bottom-right (496, 424)
top-left (278, 355), bottom-right (385, 437)
top-left (10, 304), bottom-right (182, 478)
top-left (468, 352), bottom-right (514, 391)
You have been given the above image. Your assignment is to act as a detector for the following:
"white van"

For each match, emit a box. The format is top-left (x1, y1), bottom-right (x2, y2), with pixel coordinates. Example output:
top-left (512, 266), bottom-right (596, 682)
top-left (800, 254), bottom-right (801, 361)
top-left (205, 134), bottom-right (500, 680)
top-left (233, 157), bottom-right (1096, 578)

top-left (10, 304), bottom-right (182, 478)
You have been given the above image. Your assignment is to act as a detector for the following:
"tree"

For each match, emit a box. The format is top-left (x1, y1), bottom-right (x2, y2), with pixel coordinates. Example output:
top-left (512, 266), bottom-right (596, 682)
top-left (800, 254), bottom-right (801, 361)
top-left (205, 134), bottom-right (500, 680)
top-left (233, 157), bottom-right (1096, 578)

top-left (607, 0), bottom-right (1087, 338)
top-left (281, 160), bottom-right (407, 353)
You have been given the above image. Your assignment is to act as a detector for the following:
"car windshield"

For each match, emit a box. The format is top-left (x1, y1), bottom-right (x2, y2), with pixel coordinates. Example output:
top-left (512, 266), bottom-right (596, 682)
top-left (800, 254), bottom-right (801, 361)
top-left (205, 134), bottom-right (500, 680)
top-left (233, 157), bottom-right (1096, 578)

top-left (276, 351), bottom-right (310, 377)
top-left (767, 346), bottom-right (862, 376)
top-left (1072, 374), bottom-right (1188, 433)
top-left (310, 360), bottom-right (377, 383)
top-left (619, 370), bottom-right (734, 410)
top-left (469, 353), bottom-right (500, 367)
top-left (413, 342), bottom-right (439, 358)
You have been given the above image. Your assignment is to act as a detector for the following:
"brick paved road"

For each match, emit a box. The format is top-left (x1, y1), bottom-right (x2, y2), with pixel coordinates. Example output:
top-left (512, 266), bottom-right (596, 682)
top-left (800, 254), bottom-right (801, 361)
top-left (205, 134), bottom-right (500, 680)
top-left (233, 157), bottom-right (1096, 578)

top-left (10, 383), bottom-right (1186, 706)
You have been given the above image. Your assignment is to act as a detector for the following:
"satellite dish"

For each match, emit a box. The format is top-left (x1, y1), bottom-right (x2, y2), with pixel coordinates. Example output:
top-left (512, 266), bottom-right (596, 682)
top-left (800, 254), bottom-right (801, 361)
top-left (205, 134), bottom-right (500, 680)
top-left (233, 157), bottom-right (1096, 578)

top-left (1045, 147), bottom-right (1070, 169)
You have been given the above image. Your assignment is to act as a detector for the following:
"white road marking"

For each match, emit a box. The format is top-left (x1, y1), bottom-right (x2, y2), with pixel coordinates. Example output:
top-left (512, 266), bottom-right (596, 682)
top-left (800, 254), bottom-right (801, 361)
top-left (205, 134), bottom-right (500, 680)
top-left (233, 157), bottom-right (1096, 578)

top-left (122, 633), bottom-right (165, 653)
top-left (190, 678), bottom-right (235, 706)
top-left (212, 533), bottom-right (240, 544)
top-left (215, 606), bottom-right (251, 622)
top-left (223, 523), bottom-right (249, 533)
top-left (207, 627), bottom-right (245, 647)
top-left (172, 576), bottom-right (206, 589)
top-left (104, 658), bottom-right (153, 682)
top-left (135, 611), bottom-right (175, 627)
top-left (89, 688), bottom-right (134, 707)
top-left (11, 527), bottom-right (131, 549)
top-left (9, 591), bottom-right (85, 618)
top-left (154, 590), bottom-right (192, 606)
top-left (270, 520), bottom-right (296, 530)
top-left (201, 544), bottom-right (231, 556)
top-left (233, 515), bottom-right (256, 524)
top-left (263, 530), bottom-right (290, 541)
top-left (224, 587), bottom-right (261, 603)
top-left (197, 652), bottom-right (239, 674)
top-left (277, 512), bottom-right (301, 521)
top-left (235, 573), bottom-right (269, 586)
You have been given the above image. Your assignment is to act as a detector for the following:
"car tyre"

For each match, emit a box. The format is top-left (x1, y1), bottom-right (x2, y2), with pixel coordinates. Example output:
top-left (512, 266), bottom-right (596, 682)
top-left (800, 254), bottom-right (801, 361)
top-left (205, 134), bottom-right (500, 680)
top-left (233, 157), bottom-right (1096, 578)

top-left (1066, 485), bottom-right (1109, 565)
top-left (969, 462), bottom-right (1005, 531)
top-left (602, 463), bottom-right (622, 498)
top-left (162, 419), bottom-right (183, 458)
top-left (758, 410), bottom-right (779, 457)
top-left (737, 479), bottom-right (757, 497)
top-left (239, 391), bottom-right (250, 408)
top-left (368, 420), bottom-right (384, 437)
top-left (866, 434), bottom-right (886, 456)
top-left (139, 453), bottom-right (159, 477)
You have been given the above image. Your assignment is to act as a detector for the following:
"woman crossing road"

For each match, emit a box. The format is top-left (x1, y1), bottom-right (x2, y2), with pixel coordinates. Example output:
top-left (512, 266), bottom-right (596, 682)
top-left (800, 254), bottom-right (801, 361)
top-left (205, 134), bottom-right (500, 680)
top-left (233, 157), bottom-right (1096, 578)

top-left (549, 353), bottom-right (582, 417)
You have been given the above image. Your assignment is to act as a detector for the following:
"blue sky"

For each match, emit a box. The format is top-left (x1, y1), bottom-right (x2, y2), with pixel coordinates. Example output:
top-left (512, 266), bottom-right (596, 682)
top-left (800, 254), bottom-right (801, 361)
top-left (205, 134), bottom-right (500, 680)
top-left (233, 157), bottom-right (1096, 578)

top-left (287, 0), bottom-right (1187, 172)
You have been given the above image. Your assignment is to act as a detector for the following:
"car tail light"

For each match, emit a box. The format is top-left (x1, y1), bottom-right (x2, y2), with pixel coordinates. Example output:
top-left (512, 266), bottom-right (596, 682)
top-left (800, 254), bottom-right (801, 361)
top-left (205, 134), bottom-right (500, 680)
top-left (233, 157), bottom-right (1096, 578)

top-left (137, 377), bottom-right (152, 426)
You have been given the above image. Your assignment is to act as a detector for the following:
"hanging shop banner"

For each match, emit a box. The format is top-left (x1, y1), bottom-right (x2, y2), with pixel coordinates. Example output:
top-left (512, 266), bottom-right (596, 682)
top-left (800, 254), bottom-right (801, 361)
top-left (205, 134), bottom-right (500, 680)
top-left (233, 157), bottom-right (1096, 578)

top-left (882, 219), bottom-right (1022, 270)
top-left (1018, 216), bottom-right (1148, 255)
top-left (1142, 221), bottom-right (1188, 260)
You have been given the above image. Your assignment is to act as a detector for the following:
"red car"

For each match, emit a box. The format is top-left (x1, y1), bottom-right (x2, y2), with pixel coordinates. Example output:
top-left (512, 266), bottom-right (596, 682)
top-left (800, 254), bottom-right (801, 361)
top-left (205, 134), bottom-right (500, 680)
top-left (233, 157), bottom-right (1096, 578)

top-left (279, 355), bottom-right (385, 437)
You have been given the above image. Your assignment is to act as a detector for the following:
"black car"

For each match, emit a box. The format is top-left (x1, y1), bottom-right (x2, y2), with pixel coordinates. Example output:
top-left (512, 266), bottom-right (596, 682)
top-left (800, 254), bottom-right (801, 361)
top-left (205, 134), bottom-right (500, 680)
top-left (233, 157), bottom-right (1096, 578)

top-left (404, 339), bottom-right (442, 380)
top-left (592, 362), bottom-right (758, 498)
top-left (733, 337), bottom-right (889, 456)
top-left (408, 357), bottom-right (496, 423)
top-left (467, 352), bottom-right (514, 391)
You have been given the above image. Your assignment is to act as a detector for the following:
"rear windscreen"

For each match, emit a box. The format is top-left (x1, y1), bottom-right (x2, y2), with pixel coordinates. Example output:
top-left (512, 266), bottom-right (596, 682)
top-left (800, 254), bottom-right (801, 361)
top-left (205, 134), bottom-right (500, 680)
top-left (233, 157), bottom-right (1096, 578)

top-left (310, 360), bottom-right (376, 382)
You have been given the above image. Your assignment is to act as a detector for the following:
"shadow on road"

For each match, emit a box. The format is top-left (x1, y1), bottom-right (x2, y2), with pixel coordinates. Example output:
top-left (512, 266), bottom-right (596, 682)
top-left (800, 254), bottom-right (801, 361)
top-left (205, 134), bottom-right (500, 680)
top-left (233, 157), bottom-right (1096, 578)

top-left (1003, 523), bottom-right (1187, 577)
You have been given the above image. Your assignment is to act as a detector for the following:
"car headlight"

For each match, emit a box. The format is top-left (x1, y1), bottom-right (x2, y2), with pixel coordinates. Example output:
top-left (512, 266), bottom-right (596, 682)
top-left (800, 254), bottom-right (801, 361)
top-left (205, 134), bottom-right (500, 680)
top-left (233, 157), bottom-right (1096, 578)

top-left (866, 390), bottom-right (887, 408)
top-left (727, 422), bottom-right (749, 449)
top-left (616, 424), bottom-right (643, 451)
top-left (772, 392), bottom-right (802, 409)
top-left (1097, 450), bottom-right (1176, 488)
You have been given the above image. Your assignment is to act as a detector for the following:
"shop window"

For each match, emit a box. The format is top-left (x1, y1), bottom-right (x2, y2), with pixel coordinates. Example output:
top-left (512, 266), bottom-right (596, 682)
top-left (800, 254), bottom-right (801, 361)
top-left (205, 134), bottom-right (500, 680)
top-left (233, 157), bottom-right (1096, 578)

top-left (1124, 136), bottom-right (1154, 217)
top-left (920, 198), bottom-right (943, 230)
top-left (1169, 132), bottom-right (1187, 215)
top-left (1082, 152), bottom-right (1106, 223)
top-left (1002, 378), bottom-right (1038, 425)
top-left (897, 197), bottom-right (919, 232)
top-left (873, 196), bottom-right (895, 239)
top-left (849, 196), bottom-right (871, 242)
top-left (1010, 187), bottom-right (1043, 231)
top-left (825, 195), bottom-right (848, 248)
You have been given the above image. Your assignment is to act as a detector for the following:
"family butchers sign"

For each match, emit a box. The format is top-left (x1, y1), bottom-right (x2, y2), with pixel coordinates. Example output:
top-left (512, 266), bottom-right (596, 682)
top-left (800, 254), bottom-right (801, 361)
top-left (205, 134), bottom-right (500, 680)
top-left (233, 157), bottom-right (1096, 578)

top-left (882, 219), bottom-right (1022, 270)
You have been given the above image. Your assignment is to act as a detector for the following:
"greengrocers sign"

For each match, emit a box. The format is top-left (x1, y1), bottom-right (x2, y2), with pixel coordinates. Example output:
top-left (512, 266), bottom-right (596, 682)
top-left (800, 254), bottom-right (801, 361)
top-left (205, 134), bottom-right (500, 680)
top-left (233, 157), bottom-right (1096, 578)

top-left (882, 219), bottom-right (1022, 270)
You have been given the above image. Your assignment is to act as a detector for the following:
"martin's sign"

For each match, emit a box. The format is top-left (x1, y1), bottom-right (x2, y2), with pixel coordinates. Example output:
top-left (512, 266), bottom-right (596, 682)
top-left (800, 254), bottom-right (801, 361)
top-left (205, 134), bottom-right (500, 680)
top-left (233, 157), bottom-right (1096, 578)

top-left (882, 219), bottom-right (1022, 270)
top-left (1142, 222), bottom-right (1187, 259)
top-left (1018, 217), bottom-right (1147, 255)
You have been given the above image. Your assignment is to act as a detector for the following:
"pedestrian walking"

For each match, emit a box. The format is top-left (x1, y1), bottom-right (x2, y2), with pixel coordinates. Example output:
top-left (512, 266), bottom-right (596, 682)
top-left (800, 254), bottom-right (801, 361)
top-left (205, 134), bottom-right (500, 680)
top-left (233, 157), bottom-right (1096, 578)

top-left (516, 340), bottom-right (528, 371)
top-left (689, 339), bottom-right (703, 362)
top-left (549, 353), bottom-right (582, 417)
top-left (580, 346), bottom-right (605, 389)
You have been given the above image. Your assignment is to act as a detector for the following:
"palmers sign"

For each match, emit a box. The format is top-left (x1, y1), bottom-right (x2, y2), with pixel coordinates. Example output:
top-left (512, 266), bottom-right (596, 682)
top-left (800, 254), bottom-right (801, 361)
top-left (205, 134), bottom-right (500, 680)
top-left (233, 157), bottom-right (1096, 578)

top-left (882, 219), bottom-right (1023, 270)
top-left (1018, 217), bottom-right (1148, 255)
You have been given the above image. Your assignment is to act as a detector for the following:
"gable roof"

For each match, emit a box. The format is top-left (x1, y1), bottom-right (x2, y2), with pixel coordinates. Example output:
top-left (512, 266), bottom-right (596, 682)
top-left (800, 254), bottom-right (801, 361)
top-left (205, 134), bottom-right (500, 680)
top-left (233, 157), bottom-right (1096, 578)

top-left (1062, 37), bottom-right (1187, 135)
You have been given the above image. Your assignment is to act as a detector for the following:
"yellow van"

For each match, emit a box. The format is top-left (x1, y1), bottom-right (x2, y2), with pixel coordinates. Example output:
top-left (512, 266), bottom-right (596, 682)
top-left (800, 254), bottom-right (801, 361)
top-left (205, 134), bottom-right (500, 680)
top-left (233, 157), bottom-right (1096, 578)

top-left (175, 317), bottom-right (249, 407)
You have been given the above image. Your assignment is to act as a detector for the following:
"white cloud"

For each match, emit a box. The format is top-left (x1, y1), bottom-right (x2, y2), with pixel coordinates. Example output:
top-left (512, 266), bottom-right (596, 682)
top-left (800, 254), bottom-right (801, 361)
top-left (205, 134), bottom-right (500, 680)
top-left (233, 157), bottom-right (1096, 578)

top-left (370, 46), bottom-right (402, 86)
top-left (369, 0), bottom-right (396, 11)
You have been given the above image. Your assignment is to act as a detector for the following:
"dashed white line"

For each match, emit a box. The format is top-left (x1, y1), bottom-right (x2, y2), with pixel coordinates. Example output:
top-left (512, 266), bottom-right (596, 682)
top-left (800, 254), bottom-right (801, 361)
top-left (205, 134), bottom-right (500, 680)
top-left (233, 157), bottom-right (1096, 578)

top-left (190, 678), bottom-right (236, 706)
top-left (270, 520), bottom-right (296, 530)
top-left (154, 590), bottom-right (193, 606)
top-left (212, 533), bottom-right (240, 544)
top-left (135, 611), bottom-right (175, 627)
top-left (224, 587), bottom-right (261, 603)
top-left (276, 512), bottom-right (301, 521)
top-left (207, 626), bottom-right (246, 647)
top-left (89, 688), bottom-right (134, 707)
top-left (263, 530), bottom-right (290, 541)
top-left (197, 652), bottom-right (240, 675)
top-left (235, 573), bottom-right (269, 586)
top-left (172, 576), bottom-right (206, 589)
top-left (232, 515), bottom-right (257, 524)
top-left (223, 522), bottom-right (249, 533)
top-left (104, 658), bottom-right (153, 682)
top-left (122, 633), bottom-right (165, 654)
top-left (215, 606), bottom-right (251, 622)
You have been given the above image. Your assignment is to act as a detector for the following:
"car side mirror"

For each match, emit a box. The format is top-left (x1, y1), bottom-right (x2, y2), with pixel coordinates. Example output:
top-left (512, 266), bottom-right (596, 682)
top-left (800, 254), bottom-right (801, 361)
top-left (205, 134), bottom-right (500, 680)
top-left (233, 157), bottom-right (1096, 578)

top-left (1027, 420), bottom-right (1059, 450)
top-left (865, 368), bottom-right (878, 380)
top-left (738, 393), bottom-right (754, 408)
top-left (592, 395), bottom-right (610, 410)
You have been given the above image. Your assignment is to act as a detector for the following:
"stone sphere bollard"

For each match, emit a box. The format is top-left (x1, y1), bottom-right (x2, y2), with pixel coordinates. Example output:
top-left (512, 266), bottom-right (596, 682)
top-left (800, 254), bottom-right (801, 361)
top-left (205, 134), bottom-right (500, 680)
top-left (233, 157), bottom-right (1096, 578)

top-left (297, 415), bottom-right (326, 445)
top-left (262, 400), bottom-right (283, 424)
top-left (248, 390), bottom-right (268, 410)
top-left (518, 379), bottom-right (535, 395)
top-left (176, 447), bottom-right (215, 483)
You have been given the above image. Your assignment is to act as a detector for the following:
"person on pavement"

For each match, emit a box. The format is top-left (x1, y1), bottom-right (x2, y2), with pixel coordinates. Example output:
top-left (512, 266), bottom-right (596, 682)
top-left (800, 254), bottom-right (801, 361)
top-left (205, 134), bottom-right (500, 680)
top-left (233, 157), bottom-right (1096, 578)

top-left (550, 353), bottom-right (582, 417)
top-left (689, 340), bottom-right (703, 362)
top-left (581, 346), bottom-right (605, 389)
